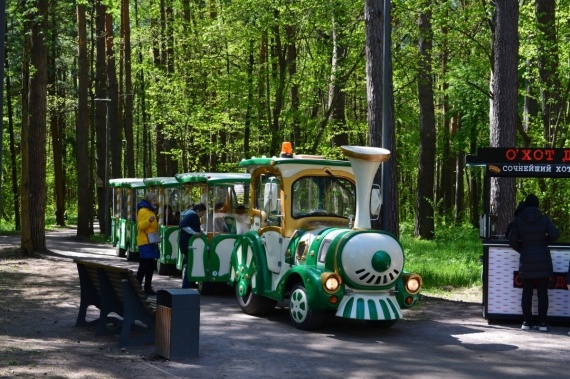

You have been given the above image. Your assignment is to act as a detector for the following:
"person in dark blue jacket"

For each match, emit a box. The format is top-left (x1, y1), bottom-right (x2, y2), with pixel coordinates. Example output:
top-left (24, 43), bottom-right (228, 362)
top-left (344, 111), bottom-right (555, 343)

top-left (179, 203), bottom-right (207, 289)
top-left (509, 194), bottom-right (560, 332)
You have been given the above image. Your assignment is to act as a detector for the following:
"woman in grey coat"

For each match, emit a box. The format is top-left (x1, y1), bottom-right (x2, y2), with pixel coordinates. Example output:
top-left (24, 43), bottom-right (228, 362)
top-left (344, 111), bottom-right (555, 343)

top-left (508, 194), bottom-right (560, 332)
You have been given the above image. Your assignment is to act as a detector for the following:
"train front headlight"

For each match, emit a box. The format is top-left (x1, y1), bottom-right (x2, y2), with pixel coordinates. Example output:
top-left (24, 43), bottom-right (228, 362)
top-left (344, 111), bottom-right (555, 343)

top-left (403, 273), bottom-right (422, 294)
top-left (321, 273), bottom-right (342, 294)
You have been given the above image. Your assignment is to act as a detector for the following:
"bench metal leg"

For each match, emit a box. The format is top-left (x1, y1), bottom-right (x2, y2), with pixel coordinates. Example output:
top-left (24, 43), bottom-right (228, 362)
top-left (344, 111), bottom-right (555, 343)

top-left (119, 279), bottom-right (155, 347)
top-left (75, 264), bottom-right (100, 327)
top-left (95, 268), bottom-right (125, 336)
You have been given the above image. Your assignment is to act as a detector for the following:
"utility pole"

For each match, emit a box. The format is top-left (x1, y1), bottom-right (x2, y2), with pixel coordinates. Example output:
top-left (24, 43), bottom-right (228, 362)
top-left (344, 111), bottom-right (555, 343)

top-left (95, 98), bottom-right (111, 236)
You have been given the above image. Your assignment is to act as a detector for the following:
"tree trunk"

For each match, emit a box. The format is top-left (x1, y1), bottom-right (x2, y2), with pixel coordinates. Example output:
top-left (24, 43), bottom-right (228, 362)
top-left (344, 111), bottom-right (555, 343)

top-left (20, 15), bottom-right (31, 250)
top-left (244, 44), bottom-right (253, 160)
top-left (535, 0), bottom-right (563, 146)
top-left (452, 117), bottom-right (464, 223)
top-left (95, 0), bottom-right (107, 234)
top-left (164, 4), bottom-right (178, 176)
top-left (364, 0), bottom-right (383, 229)
top-left (523, 59), bottom-right (537, 135)
top-left (286, 23), bottom-right (301, 147)
top-left (133, 0), bottom-right (151, 178)
top-left (106, 12), bottom-right (120, 182)
top-left (5, 57), bottom-right (21, 230)
top-left (415, 5), bottom-right (436, 239)
top-left (490, 0), bottom-right (518, 235)
top-left (105, 11), bottom-right (119, 234)
top-left (76, 3), bottom-right (91, 236)
top-left (154, 9), bottom-right (165, 176)
top-left (440, 15), bottom-right (454, 217)
top-left (270, 14), bottom-right (287, 156)
top-left (329, 12), bottom-right (348, 148)
top-left (26, 0), bottom-right (49, 252)
top-left (122, 0), bottom-right (135, 177)
top-left (48, 10), bottom-right (65, 228)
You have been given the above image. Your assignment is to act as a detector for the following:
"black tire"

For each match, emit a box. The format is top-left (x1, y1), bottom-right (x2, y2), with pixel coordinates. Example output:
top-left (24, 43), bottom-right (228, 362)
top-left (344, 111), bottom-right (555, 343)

top-left (366, 319), bottom-right (397, 329)
top-left (235, 284), bottom-right (277, 315)
top-left (289, 283), bottom-right (325, 330)
top-left (116, 247), bottom-right (126, 258)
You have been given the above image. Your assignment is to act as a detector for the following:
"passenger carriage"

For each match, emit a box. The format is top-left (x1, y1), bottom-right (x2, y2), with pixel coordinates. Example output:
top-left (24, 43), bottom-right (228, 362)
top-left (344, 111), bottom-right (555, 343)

top-left (174, 172), bottom-right (251, 294)
top-left (143, 177), bottom-right (183, 275)
top-left (109, 178), bottom-right (148, 261)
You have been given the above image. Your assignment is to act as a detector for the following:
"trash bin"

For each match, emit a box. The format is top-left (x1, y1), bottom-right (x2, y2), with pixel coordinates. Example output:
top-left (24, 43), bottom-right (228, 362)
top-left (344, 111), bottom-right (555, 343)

top-left (155, 288), bottom-right (200, 359)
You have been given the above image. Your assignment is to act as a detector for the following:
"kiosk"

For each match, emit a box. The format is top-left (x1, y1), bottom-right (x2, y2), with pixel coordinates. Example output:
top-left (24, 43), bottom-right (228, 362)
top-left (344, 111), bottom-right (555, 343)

top-left (466, 147), bottom-right (570, 323)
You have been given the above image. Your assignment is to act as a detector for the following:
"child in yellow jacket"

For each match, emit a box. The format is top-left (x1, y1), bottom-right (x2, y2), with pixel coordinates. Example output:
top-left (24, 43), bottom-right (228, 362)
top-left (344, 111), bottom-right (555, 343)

top-left (136, 192), bottom-right (159, 295)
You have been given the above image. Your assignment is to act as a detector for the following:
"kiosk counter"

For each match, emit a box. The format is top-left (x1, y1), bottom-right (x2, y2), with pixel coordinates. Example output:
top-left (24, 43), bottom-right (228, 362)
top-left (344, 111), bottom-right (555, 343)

top-left (467, 147), bottom-right (570, 324)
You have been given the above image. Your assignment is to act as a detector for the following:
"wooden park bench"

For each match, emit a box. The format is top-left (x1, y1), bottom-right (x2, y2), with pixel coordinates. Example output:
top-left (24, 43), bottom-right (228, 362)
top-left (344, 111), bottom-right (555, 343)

top-left (74, 259), bottom-right (156, 347)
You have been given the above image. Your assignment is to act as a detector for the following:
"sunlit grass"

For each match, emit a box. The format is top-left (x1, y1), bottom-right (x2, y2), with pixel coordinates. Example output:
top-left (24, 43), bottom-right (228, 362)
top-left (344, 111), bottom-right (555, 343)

top-left (400, 223), bottom-right (483, 291)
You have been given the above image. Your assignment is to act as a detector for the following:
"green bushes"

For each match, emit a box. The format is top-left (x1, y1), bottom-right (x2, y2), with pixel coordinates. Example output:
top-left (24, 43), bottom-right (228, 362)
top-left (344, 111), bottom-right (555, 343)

top-left (400, 223), bottom-right (482, 291)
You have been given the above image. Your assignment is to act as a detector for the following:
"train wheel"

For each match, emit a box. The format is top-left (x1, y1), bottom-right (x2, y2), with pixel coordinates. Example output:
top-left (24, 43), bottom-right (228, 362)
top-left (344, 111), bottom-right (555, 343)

top-left (235, 284), bottom-right (276, 315)
top-left (233, 239), bottom-right (276, 314)
top-left (289, 283), bottom-right (324, 330)
top-left (116, 247), bottom-right (126, 258)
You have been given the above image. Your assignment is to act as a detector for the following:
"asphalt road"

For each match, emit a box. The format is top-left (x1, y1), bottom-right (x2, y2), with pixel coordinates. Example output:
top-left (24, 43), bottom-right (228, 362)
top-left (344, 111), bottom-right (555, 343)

top-left (2, 227), bottom-right (569, 379)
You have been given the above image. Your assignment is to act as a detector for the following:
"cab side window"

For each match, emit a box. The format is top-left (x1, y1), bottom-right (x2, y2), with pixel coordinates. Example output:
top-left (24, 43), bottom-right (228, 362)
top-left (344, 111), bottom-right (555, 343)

top-left (256, 175), bottom-right (281, 227)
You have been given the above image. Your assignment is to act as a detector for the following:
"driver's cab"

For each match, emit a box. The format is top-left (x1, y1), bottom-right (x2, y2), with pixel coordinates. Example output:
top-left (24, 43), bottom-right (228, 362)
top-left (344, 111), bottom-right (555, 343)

top-left (245, 157), bottom-right (359, 239)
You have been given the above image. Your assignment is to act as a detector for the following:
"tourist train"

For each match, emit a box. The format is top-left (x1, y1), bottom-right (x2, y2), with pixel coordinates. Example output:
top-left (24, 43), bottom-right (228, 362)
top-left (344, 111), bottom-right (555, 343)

top-left (110, 143), bottom-right (422, 329)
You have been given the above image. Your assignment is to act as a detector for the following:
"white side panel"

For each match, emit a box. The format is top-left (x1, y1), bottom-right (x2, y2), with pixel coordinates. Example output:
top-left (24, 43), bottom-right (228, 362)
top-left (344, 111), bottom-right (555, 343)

top-left (487, 246), bottom-right (570, 317)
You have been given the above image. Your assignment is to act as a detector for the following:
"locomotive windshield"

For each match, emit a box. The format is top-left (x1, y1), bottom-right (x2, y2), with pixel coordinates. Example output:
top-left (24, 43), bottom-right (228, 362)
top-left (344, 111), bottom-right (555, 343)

top-left (291, 176), bottom-right (356, 219)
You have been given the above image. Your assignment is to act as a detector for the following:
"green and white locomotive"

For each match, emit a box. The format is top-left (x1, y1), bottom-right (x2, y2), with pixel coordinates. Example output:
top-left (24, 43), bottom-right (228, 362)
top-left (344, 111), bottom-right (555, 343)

top-left (228, 144), bottom-right (422, 330)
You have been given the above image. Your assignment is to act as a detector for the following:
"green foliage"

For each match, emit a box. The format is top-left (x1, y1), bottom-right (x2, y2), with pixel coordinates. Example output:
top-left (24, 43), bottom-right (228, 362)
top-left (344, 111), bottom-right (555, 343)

top-left (401, 222), bottom-right (482, 290)
top-left (2, 0), bottom-right (570, 243)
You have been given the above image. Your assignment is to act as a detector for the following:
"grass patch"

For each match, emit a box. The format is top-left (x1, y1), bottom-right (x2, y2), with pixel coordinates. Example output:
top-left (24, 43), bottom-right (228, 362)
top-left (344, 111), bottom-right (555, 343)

top-left (401, 223), bottom-right (483, 291)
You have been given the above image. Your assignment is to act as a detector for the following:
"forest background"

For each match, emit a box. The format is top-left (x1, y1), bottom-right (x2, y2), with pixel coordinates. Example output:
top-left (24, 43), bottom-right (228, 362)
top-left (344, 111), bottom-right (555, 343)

top-left (0, 0), bottom-right (569, 259)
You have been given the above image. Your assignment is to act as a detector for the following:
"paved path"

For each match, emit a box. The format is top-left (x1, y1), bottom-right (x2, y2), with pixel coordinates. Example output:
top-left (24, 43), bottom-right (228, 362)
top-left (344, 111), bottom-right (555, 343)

top-left (1, 226), bottom-right (569, 379)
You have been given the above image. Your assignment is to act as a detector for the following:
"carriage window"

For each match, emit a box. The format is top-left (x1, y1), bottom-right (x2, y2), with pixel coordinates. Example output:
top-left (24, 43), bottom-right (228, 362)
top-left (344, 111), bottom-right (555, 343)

top-left (163, 188), bottom-right (181, 226)
top-left (256, 175), bottom-right (281, 227)
top-left (292, 176), bottom-right (356, 219)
